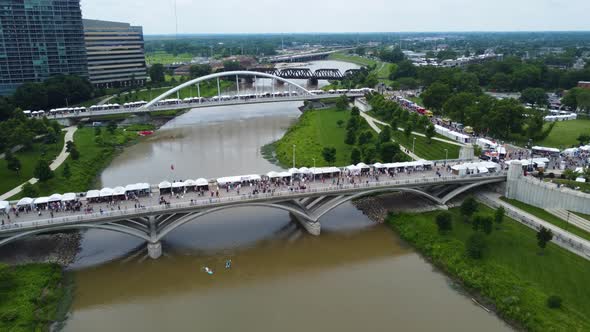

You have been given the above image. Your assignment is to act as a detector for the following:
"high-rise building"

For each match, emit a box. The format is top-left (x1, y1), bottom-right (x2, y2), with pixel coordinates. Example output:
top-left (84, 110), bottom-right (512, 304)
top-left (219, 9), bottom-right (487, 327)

top-left (83, 19), bottom-right (148, 89)
top-left (0, 0), bottom-right (88, 96)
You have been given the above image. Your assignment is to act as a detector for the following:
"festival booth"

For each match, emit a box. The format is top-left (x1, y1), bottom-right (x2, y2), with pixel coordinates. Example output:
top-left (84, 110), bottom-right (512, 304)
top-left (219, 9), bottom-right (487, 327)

top-left (158, 181), bottom-right (172, 195)
top-left (33, 197), bottom-right (50, 209)
top-left (195, 178), bottom-right (210, 191)
top-left (172, 181), bottom-right (185, 194)
top-left (506, 158), bottom-right (549, 172)
top-left (183, 180), bottom-right (197, 192)
top-left (100, 188), bottom-right (114, 199)
top-left (16, 197), bottom-right (33, 210)
top-left (451, 162), bottom-right (500, 176)
top-left (113, 187), bottom-right (126, 199)
top-left (309, 167), bottom-right (341, 179)
top-left (345, 164), bottom-right (362, 176)
top-left (217, 175), bottom-right (262, 187)
top-left (61, 193), bottom-right (77, 203)
top-left (0, 201), bottom-right (9, 214)
top-left (532, 146), bottom-right (560, 157)
top-left (86, 190), bottom-right (100, 202)
top-left (48, 194), bottom-right (63, 204)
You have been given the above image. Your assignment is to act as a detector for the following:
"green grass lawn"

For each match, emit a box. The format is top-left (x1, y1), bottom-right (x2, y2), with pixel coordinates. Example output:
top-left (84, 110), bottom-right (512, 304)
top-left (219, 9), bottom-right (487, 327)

top-left (0, 263), bottom-right (66, 331)
top-left (389, 128), bottom-right (460, 160)
top-left (328, 52), bottom-right (376, 66)
top-left (390, 204), bottom-right (590, 331)
top-left (11, 128), bottom-right (137, 199)
top-left (274, 108), bottom-right (353, 167)
top-left (536, 119), bottom-right (590, 149)
top-left (572, 212), bottom-right (590, 221)
top-left (408, 96), bottom-right (424, 106)
top-left (146, 51), bottom-right (193, 65)
top-left (0, 134), bottom-right (64, 195)
top-left (110, 81), bottom-right (234, 105)
top-left (548, 178), bottom-right (590, 194)
top-left (500, 197), bottom-right (590, 242)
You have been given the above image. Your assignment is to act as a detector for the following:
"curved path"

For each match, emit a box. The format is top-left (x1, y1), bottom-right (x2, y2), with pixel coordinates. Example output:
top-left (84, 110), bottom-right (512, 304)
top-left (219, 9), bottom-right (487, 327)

top-left (360, 112), bottom-right (421, 160)
top-left (0, 126), bottom-right (78, 201)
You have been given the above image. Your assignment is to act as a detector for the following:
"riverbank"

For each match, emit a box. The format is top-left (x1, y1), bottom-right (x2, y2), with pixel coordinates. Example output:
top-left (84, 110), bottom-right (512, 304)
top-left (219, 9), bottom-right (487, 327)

top-left (0, 263), bottom-right (73, 332)
top-left (378, 203), bottom-right (590, 331)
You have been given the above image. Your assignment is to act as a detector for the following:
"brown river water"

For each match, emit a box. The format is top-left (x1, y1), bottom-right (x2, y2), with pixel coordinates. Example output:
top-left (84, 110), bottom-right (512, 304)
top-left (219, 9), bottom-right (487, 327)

top-left (62, 61), bottom-right (512, 332)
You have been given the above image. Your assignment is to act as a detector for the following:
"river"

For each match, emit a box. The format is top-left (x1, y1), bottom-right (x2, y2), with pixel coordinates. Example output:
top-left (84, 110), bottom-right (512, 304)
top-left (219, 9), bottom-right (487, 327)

top-left (63, 61), bottom-right (511, 331)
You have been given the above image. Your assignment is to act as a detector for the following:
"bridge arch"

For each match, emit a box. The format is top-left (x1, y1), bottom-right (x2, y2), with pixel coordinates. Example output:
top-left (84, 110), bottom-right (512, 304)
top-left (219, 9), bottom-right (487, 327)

top-left (439, 178), bottom-right (502, 204)
top-left (0, 223), bottom-right (151, 248)
top-left (155, 202), bottom-right (311, 241)
top-left (144, 71), bottom-right (314, 109)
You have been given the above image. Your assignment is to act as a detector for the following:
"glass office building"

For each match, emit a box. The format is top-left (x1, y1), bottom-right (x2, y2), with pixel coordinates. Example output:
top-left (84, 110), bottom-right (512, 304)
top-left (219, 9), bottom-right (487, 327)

top-left (83, 19), bottom-right (147, 88)
top-left (0, 0), bottom-right (88, 95)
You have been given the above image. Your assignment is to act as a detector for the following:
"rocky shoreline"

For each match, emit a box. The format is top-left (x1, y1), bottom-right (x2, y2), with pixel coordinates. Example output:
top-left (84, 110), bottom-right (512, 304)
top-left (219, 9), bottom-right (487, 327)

top-left (0, 231), bottom-right (81, 267)
top-left (352, 192), bottom-right (442, 223)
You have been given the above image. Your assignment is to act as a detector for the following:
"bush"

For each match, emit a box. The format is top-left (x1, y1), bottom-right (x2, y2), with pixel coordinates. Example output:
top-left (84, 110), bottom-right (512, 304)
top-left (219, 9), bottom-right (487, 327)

top-left (547, 295), bottom-right (562, 309)
top-left (466, 232), bottom-right (487, 259)
top-left (436, 212), bottom-right (453, 233)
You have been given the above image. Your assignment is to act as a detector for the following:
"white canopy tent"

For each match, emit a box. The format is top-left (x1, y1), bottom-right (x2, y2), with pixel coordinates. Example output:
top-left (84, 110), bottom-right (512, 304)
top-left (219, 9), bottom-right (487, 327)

top-left (125, 184), bottom-right (139, 192)
top-left (34, 197), bottom-right (50, 205)
top-left (158, 181), bottom-right (172, 189)
top-left (172, 182), bottom-right (185, 188)
top-left (184, 179), bottom-right (197, 187)
top-left (113, 187), bottom-right (126, 196)
top-left (266, 171), bottom-right (280, 179)
top-left (217, 175), bottom-right (261, 185)
top-left (195, 178), bottom-right (209, 187)
top-left (16, 197), bottom-right (33, 207)
top-left (61, 193), bottom-right (77, 202)
top-left (100, 188), bottom-right (114, 197)
top-left (48, 194), bottom-right (63, 202)
top-left (0, 201), bottom-right (9, 213)
top-left (86, 190), bottom-right (100, 199)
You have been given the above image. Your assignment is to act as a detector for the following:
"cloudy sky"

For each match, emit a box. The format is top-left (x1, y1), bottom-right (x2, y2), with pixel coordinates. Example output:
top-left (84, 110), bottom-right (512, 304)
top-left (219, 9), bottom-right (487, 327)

top-left (82, 0), bottom-right (589, 35)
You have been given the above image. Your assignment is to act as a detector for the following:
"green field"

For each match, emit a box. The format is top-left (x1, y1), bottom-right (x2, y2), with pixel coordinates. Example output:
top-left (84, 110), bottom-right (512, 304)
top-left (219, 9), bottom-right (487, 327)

top-left (390, 204), bottom-right (590, 331)
top-left (389, 128), bottom-right (460, 160)
top-left (110, 81), bottom-right (234, 105)
top-left (0, 263), bottom-right (67, 331)
top-left (274, 108), bottom-right (354, 167)
top-left (536, 119), bottom-right (590, 148)
top-left (500, 197), bottom-right (590, 242)
top-left (146, 51), bottom-right (193, 65)
top-left (0, 134), bottom-right (64, 195)
top-left (573, 212), bottom-right (590, 221)
top-left (328, 52), bottom-right (377, 67)
top-left (12, 128), bottom-right (136, 199)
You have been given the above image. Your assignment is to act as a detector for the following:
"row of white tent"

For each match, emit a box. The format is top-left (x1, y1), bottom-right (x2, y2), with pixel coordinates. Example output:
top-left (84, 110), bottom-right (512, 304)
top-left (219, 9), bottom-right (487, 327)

top-left (562, 145), bottom-right (590, 156)
top-left (86, 183), bottom-right (151, 199)
top-left (15, 192), bottom-right (78, 207)
top-left (435, 125), bottom-right (471, 144)
top-left (158, 179), bottom-right (209, 189)
top-left (506, 157), bottom-right (551, 169)
top-left (451, 161), bottom-right (502, 175)
top-left (544, 114), bottom-right (577, 122)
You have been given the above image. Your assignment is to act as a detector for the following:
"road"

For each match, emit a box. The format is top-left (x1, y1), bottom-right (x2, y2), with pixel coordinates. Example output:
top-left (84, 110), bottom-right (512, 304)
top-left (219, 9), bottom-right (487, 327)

top-left (0, 126), bottom-right (78, 201)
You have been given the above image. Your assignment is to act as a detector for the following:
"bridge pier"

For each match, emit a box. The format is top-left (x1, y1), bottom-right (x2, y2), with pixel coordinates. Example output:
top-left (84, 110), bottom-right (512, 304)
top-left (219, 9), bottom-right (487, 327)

top-left (147, 242), bottom-right (162, 259)
top-left (290, 213), bottom-right (320, 236)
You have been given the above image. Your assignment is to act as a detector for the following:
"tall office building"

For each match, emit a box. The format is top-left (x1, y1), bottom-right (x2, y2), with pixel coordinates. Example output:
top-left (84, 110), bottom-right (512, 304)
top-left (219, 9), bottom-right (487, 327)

top-left (0, 0), bottom-right (88, 95)
top-left (83, 19), bottom-right (147, 88)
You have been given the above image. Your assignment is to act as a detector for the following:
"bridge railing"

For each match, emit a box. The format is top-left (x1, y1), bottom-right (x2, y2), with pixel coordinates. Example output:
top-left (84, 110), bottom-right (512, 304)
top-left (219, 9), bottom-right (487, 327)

top-left (0, 172), bottom-right (506, 234)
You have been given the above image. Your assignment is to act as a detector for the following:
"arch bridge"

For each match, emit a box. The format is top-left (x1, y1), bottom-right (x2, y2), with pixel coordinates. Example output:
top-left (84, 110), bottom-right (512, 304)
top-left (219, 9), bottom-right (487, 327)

top-left (0, 173), bottom-right (506, 259)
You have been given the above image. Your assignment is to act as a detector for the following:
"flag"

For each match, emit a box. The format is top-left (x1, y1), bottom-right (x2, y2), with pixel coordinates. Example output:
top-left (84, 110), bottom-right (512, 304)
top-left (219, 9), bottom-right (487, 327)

top-left (171, 164), bottom-right (175, 171)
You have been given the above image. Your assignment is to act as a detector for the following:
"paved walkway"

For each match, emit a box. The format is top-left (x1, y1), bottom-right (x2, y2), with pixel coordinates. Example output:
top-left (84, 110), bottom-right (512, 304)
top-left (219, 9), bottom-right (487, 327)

top-left (0, 126), bottom-right (78, 201)
top-left (360, 112), bottom-right (421, 160)
top-left (477, 191), bottom-right (590, 260)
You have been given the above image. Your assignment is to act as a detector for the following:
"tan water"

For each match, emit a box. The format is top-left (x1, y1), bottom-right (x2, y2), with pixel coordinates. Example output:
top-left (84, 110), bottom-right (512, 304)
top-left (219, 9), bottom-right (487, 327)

top-left (63, 61), bottom-right (512, 331)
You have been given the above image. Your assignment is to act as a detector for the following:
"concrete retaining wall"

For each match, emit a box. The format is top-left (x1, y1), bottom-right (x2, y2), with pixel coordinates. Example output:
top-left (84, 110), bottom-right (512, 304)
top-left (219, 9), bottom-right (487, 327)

top-left (506, 164), bottom-right (590, 214)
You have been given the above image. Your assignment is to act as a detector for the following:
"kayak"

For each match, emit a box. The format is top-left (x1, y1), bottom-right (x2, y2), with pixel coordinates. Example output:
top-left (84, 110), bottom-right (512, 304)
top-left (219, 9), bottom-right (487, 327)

top-left (204, 267), bottom-right (214, 275)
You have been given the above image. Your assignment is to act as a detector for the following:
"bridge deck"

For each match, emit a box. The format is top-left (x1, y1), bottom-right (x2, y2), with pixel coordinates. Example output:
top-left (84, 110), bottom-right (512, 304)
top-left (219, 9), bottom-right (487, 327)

top-left (0, 168), bottom-right (506, 235)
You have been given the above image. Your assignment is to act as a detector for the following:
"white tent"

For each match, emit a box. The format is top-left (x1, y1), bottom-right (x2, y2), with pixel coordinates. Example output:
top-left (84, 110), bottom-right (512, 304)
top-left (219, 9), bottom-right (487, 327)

top-left (99, 188), bottom-right (114, 197)
top-left (86, 190), bottom-right (100, 199)
top-left (266, 171), bottom-right (280, 178)
top-left (172, 182), bottom-right (185, 188)
top-left (137, 183), bottom-right (150, 191)
top-left (195, 178), bottom-right (209, 186)
top-left (17, 197), bottom-right (34, 207)
top-left (125, 184), bottom-right (139, 192)
top-left (217, 175), bottom-right (261, 185)
top-left (299, 167), bottom-right (311, 174)
top-left (34, 197), bottom-right (50, 205)
top-left (356, 163), bottom-right (370, 169)
top-left (288, 168), bottom-right (300, 174)
top-left (158, 181), bottom-right (172, 189)
top-left (373, 163), bottom-right (385, 169)
top-left (0, 201), bottom-right (9, 213)
top-left (184, 179), bottom-right (197, 187)
top-left (346, 165), bottom-right (362, 172)
top-left (576, 177), bottom-right (587, 183)
top-left (113, 187), bottom-right (126, 196)
top-left (48, 194), bottom-right (63, 202)
top-left (61, 193), bottom-right (76, 202)
top-left (477, 167), bottom-right (489, 174)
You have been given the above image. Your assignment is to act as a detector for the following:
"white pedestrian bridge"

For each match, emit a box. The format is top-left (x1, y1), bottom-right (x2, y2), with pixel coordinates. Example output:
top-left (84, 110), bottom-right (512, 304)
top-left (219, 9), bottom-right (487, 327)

top-left (0, 160), bottom-right (507, 259)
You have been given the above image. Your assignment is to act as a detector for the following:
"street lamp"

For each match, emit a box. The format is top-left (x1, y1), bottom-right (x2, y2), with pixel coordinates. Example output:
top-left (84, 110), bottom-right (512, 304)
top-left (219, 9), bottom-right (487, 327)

top-left (292, 144), bottom-right (296, 169)
top-left (312, 158), bottom-right (316, 168)
top-left (444, 149), bottom-right (448, 166)
top-left (412, 137), bottom-right (416, 153)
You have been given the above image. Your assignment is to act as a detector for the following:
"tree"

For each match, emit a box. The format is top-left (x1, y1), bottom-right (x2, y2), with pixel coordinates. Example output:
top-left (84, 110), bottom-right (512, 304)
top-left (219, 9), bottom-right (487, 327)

top-left (520, 88), bottom-right (548, 106)
top-left (189, 64), bottom-right (212, 78)
top-left (350, 148), bottom-right (361, 164)
top-left (473, 215), bottom-right (493, 235)
top-left (378, 126), bottom-right (391, 144)
top-left (94, 126), bottom-right (102, 136)
top-left (66, 141), bottom-right (75, 153)
top-left (361, 146), bottom-right (377, 164)
top-left (466, 233), bottom-right (487, 259)
top-left (577, 133), bottom-right (590, 146)
top-left (345, 129), bottom-right (356, 145)
top-left (69, 146), bottom-right (80, 160)
top-left (62, 162), bottom-right (71, 179)
top-left (460, 196), bottom-right (478, 221)
top-left (358, 131), bottom-right (374, 145)
top-left (443, 92), bottom-right (476, 124)
top-left (436, 212), bottom-right (453, 234)
top-left (379, 142), bottom-right (400, 162)
top-left (537, 227), bottom-right (553, 253)
top-left (107, 121), bottom-right (117, 134)
top-left (22, 182), bottom-right (38, 198)
top-left (494, 206), bottom-right (505, 228)
top-left (34, 159), bottom-right (53, 182)
top-left (336, 95), bottom-right (349, 110)
top-left (404, 122), bottom-right (414, 140)
top-left (422, 82), bottom-right (451, 112)
top-left (223, 60), bottom-right (243, 72)
top-left (425, 124), bottom-right (436, 144)
top-left (4, 150), bottom-right (21, 175)
top-left (149, 64), bottom-right (166, 83)
top-left (547, 295), bottom-right (562, 309)
top-left (322, 147), bottom-right (336, 165)
top-left (336, 120), bottom-right (344, 128)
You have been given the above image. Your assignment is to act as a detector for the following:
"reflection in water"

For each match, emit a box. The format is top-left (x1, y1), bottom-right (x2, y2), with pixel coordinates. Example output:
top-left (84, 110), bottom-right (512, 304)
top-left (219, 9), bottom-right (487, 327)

top-left (66, 61), bottom-right (511, 331)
